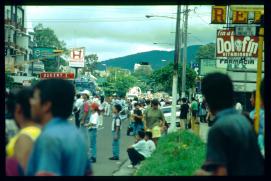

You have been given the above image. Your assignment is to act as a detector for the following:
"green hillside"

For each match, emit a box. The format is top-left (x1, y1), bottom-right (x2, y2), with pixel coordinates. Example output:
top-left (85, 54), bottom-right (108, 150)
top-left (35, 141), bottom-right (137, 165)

top-left (96, 45), bottom-right (201, 71)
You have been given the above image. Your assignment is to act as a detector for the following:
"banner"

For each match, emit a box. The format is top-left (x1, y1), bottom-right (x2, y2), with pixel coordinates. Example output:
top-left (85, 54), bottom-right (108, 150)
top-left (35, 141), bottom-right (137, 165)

top-left (33, 47), bottom-right (56, 60)
top-left (216, 29), bottom-right (259, 58)
top-left (69, 48), bottom-right (85, 68)
top-left (40, 72), bottom-right (75, 79)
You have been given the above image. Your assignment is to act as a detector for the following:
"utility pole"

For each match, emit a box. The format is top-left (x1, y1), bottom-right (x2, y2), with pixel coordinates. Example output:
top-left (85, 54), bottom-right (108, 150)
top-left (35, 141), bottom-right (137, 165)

top-left (181, 5), bottom-right (189, 98)
top-left (168, 5), bottom-right (181, 133)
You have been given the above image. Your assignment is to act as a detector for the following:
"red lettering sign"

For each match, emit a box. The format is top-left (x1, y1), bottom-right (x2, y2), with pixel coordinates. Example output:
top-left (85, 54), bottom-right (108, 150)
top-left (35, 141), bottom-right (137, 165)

top-left (40, 72), bottom-right (75, 79)
top-left (216, 30), bottom-right (259, 58)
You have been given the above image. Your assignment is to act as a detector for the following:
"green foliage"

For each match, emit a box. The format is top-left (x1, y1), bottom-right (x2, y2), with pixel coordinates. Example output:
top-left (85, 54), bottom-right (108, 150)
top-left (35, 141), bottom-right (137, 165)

top-left (33, 24), bottom-right (68, 72)
top-left (135, 131), bottom-right (206, 176)
top-left (81, 54), bottom-right (99, 75)
top-left (195, 43), bottom-right (215, 64)
top-left (104, 67), bottom-right (137, 96)
top-left (150, 63), bottom-right (197, 95)
top-left (5, 72), bottom-right (14, 89)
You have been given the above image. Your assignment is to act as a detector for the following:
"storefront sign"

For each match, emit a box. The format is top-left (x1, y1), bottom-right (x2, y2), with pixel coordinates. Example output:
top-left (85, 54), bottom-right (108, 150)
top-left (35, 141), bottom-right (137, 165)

top-left (216, 29), bottom-right (259, 58)
top-left (69, 48), bottom-right (85, 68)
top-left (40, 72), bottom-right (75, 79)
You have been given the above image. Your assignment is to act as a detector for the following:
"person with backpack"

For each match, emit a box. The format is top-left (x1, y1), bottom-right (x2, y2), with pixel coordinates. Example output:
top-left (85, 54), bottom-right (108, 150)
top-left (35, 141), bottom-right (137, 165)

top-left (109, 104), bottom-right (122, 161)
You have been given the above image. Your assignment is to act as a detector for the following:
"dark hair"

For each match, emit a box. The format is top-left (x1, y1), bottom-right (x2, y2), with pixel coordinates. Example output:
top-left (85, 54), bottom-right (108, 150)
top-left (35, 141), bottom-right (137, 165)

top-left (76, 94), bottom-right (81, 99)
top-left (145, 131), bottom-right (153, 139)
top-left (15, 87), bottom-right (33, 120)
top-left (34, 79), bottom-right (75, 119)
top-left (151, 99), bottom-right (159, 106)
top-left (181, 98), bottom-right (187, 103)
top-left (114, 104), bottom-right (122, 113)
top-left (201, 73), bottom-right (234, 111)
top-left (137, 130), bottom-right (145, 139)
top-left (191, 97), bottom-right (195, 101)
top-left (134, 103), bottom-right (139, 107)
top-left (146, 99), bottom-right (151, 105)
top-left (260, 78), bottom-right (264, 105)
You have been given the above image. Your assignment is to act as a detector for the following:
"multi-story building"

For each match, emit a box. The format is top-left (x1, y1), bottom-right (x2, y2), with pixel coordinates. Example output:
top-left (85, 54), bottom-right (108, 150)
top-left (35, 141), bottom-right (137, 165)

top-left (134, 62), bottom-right (152, 73)
top-left (5, 5), bottom-right (32, 75)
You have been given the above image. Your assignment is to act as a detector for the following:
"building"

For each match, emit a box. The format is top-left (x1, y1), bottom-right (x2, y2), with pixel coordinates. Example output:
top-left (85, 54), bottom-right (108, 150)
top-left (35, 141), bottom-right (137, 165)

top-left (5, 5), bottom-right (32, 74)
top-left (134, 62), bottom-right (152, 73)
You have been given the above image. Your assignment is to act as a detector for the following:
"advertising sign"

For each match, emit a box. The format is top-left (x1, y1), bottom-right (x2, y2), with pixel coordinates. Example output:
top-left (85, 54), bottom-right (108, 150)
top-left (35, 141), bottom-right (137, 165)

top-left (40, 72), bottom-right (75, 79)
top-left (33, 47), bottom-right (56, 60)
top-left (69, 48), bottom-right (85, 68)
top-left (216, 58), bottom-right (264, 71)
top-left (216, 29), bottom-right (259, 58)
top-left (211, 6), bottom-right (227, 24)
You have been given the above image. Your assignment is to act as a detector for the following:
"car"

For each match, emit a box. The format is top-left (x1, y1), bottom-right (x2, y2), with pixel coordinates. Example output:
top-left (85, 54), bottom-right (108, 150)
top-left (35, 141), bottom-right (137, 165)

top-left (160, 105), bottom-right (181, 127)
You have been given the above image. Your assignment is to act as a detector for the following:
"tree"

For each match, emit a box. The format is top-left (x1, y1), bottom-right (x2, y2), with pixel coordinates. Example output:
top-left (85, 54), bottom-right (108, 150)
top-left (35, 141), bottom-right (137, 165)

top-left (33, 24), bottom-right (68, 72)
top-left (195, 43), bottom-right (216, 64)
top-left (150, 63), bottom-right (197, 95)
top-left (104, 67), bottom-right (137, 96)
top-left (81, 54), bottom-right (99, 76)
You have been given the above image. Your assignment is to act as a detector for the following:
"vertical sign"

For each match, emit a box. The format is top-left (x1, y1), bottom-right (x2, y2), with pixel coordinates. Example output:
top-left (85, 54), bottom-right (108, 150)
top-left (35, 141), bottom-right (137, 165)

top-left (69, 48), bottom-right (85, 68)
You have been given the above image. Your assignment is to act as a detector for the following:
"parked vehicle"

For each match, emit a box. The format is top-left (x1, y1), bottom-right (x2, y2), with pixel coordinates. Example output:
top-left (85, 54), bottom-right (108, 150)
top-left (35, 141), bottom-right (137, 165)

top-left (161, 105), bottom-right (181, 127)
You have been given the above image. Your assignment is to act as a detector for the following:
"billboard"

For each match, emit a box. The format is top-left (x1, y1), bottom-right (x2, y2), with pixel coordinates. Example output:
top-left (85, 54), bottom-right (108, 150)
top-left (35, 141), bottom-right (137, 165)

top-left (40, 72), bottom-right (75, 79)
top-left (216, 29), bottom-right (259, 58)
top-left (33, 47), bottom-right (56, 60)
top-left (211, 5), bottom-right (263, 24)
top-left (69, 48), bottom-right (85, 68)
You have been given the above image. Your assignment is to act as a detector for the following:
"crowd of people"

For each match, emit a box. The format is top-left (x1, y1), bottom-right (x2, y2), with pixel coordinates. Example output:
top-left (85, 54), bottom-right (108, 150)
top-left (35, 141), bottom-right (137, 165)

top-left (5, 71), bottom-right (265, 176)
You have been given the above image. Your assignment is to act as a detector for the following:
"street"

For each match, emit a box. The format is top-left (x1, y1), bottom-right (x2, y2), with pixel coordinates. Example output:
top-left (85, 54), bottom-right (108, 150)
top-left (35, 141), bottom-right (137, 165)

top-left (86, 115), bottom-right (135, 176)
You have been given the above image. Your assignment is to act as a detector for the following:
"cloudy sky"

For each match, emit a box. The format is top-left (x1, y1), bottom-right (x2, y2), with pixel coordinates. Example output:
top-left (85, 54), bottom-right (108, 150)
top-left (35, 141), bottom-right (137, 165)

top-left (25, 6), bottom-right (223, 61)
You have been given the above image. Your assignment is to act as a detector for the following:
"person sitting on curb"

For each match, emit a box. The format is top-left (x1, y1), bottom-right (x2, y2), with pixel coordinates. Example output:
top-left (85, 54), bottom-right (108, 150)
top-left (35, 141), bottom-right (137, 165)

top-left (145, 131), bottom-right (156, 156)
top-left (127, 131), bottom-right (149, 168)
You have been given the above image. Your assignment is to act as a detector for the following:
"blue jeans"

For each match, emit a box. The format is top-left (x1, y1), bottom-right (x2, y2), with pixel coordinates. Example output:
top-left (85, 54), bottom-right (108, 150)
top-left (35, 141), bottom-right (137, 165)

top-left (133, 122), bottom-right (144, 135)
top-left (89, 128), bottom-right (97, 158)
top-left (112, 131), bottom-right (120, 158)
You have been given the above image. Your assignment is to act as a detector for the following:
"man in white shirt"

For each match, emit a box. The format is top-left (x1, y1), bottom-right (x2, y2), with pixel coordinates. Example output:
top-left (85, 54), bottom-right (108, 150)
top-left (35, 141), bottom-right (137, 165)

top-left (73, 94), bottom-right (83, 128)
top-left (127, 131), bottom-right (149, 168)
top-left (145, 131), bottom-right (156, 156)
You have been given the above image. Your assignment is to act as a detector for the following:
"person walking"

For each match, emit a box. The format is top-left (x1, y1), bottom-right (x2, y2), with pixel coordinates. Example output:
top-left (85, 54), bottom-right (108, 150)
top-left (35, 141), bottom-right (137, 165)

top-left (190, 97), bottom-right (199, 132)
top-left (109, 104), bottom-right (122, 161)
top-left (79, 90), bottom-right (91, 128)
top-left (132, 103), bottom-right (144, 135)
top-left (195, 73), bottom-right (264, 176)
top-left (179, 98), bottom-right (190, 129)
top-left (73, 94), bottom-right (83, 128)
top-left (199, 99), bottom-right (207, 123)
top-left (143, 99), bottom-right (166, 145)
top-left (84, 103), bottom-right (99, 163)
top-left (27, 79), bottom-right (91, 176)
top-left (6, 88), bottom-right (41, 176)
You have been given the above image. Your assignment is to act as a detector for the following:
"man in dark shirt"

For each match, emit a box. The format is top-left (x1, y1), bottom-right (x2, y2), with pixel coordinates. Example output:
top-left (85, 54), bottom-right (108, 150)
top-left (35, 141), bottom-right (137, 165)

top-left (195, 73), bottom-right (264, 176)
top-left (132, 103), bottom-right (144, 135)
top-left (180, 98), bottom-right (189, 129)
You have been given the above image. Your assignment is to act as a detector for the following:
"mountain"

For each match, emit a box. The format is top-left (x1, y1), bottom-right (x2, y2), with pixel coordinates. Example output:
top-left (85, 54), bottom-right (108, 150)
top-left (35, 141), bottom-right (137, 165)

top-left (96, 45), bottom-right (201, 71)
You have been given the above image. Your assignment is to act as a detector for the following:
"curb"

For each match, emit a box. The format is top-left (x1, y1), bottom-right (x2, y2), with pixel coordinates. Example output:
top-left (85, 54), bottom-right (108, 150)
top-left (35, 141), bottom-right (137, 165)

top-left (112, 159), bottom-right (136, 176)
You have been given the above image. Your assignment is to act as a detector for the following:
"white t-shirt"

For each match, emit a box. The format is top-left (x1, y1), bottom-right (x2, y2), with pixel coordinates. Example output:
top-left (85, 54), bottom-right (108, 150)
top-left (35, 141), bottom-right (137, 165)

top-left (75, 98), bottom-right (83, 110)
top-left (88, 112), bottom-right (99, 129)
top-left (112, 115), bottom-right (121, 131)
top-left (146, 140), bottom-right (156, 156)
top-left (132, 139), bottom-right (149, 158)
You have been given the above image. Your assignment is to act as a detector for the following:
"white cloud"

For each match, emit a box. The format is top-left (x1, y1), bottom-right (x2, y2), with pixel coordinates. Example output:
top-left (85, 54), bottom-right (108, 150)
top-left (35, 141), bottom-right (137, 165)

top-left (24, 5), bottom-right (222, 61)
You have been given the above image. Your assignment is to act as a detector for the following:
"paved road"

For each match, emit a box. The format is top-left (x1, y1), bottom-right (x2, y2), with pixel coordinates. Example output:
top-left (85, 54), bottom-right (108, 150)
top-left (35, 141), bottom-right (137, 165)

top-left (88, 115), bottom-right (135, 176)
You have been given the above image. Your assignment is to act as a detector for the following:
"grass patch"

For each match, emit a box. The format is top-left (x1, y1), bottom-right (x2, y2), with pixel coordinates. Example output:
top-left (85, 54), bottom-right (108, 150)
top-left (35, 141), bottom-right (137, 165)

top-left (134, 130), bottom-right (206, 176)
